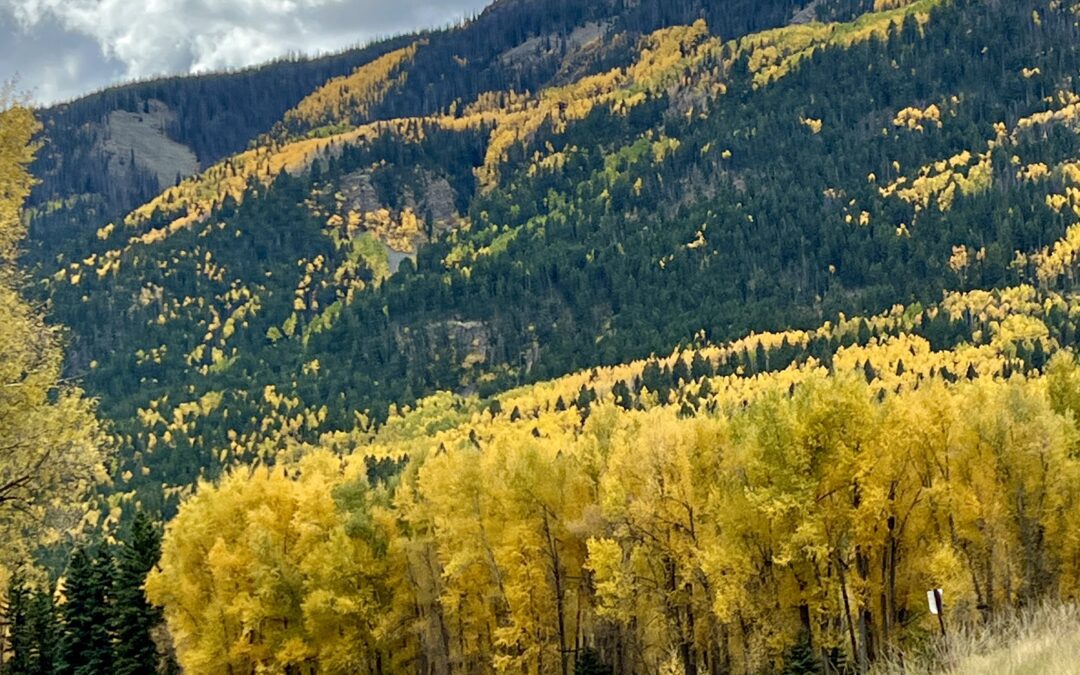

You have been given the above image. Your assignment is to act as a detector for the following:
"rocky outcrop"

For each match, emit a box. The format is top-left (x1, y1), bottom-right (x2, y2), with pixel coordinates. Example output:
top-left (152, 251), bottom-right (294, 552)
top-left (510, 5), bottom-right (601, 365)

top-left (98, 100), bottom-right (200, 190)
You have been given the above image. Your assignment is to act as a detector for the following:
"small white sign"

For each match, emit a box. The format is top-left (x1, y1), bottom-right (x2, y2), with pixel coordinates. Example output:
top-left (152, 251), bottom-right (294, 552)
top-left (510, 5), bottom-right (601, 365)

top-left (927, 588), bottom-right (943, 615)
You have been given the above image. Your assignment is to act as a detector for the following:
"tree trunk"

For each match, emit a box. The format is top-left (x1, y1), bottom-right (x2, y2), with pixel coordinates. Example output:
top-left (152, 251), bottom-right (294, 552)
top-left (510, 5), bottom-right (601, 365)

top-left (543, 512), bottom-right (569, 675)
top-left (836, 557), bottom-right (860, 673)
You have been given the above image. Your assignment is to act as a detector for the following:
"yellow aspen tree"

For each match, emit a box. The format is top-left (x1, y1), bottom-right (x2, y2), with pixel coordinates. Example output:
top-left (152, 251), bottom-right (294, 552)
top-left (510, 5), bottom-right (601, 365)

top-left (147, 450), bottom-right (395, 674)
top-left (0, 98), bottom-right (107, 583)
top-left (417, 444), bottom-right (507, 673)
top-left (487, 428), bottom-right (594, 675)
top-left (592, 407), bottom-right (725, 675)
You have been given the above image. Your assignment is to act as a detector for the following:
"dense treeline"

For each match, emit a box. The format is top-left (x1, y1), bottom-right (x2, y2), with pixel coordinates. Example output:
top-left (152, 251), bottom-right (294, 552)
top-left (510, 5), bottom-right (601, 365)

top-left (0, 101), bottom-right (123, 672)
top-left (28, 0), bottom-right (864, 510)
top-left (145, 345), bottom-right (1080, 674)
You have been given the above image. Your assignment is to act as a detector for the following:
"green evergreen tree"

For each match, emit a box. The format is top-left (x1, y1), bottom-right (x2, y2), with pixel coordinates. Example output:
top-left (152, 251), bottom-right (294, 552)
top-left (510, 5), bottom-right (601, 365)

top-left (1032, 339), bottom-right (1047, 372)
top-left (740, 347), bottom-right (755, 375)
top-left (58, 546), bottom-right (115, 675)
top-left (26, 587), bottom-right (59, 675)
top-left (782, 631), bottom-right (821, 674)
top-left (4, 570), bottom-right (33, 675)
top-left (755, 341), bottom-right (769, 373)
top-left (612, 380), bottom-right (634, 410)
top-left (641, 359), bottom-right (663, 392)
top-left (575, 647), bottom-right (613, 675)
top-left (857, 319), bottom-right (872, 345)
top-left (112, 512), bottom-right (166, 675)
top-left (690, 352), bottom-right (714, 380)
top-left (672, 357), bottom-right (691, 385)
top-left (3, 571), bottom-right (56, 675)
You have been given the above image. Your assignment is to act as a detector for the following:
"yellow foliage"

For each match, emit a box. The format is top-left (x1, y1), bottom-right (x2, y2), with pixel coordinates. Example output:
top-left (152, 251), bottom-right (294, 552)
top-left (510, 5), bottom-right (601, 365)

top-left (0, 101), bottom-right (108, 579)
top-left (282, 42), bottom-right (423, 135)
top-left (153, 350), bottom-right (1080, 674)
top-left (893, 102), bottom-right (943, 132)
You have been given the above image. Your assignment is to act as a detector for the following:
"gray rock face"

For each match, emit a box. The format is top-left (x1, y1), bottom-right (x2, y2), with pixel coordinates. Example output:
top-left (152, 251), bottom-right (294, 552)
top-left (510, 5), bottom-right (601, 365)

top-left (98, 100), bottom-right (200, 190)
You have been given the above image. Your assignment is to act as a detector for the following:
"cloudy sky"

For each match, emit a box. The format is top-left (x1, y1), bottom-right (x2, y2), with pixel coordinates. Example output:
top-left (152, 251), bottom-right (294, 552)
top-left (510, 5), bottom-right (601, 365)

top-left (1, 0), bottom-right (492, 106)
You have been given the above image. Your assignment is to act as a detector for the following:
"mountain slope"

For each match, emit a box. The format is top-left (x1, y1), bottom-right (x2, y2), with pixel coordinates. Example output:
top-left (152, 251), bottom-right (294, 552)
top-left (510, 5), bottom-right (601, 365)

top-left (24, 0), bottom-right (807, 266)
top-left (30, 0), bottom-right (1080, 513)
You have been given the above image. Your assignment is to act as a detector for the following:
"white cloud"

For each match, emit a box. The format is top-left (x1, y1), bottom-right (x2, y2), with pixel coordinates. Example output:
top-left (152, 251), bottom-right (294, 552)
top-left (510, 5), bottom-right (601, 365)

top-left (0, 0), bottom-right (491, 104)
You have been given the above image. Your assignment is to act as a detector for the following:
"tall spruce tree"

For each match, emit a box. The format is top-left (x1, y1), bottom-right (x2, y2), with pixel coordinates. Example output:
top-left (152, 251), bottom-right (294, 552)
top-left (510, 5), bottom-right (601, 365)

top-left (4, 570), bottom-right (33, 675)
top-left (25, 587), bottom-right (58, 675)
top-left (112, 512), bottom-right (166, 675)
top-left (781, 631), bottom-right (822, 674)
top-left (1, 570), bottom-right (56, 674)
top-left (58, 546), bottom-right (114, 675)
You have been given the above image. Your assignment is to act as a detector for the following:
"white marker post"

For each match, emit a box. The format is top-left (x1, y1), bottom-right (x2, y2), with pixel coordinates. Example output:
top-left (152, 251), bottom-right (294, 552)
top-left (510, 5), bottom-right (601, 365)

top-left (927, 588), bottom-right (946, 637)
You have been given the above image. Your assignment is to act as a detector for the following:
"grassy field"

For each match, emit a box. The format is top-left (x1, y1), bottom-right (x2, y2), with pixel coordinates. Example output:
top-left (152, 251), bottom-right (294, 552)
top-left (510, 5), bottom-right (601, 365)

top-left (873, 603), bottom-right (1080, 674)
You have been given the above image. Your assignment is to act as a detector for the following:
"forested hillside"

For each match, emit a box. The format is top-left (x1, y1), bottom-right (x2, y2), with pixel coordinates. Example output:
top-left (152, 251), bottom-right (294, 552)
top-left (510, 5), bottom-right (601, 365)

top-left (22, 0), bottom-right (806, 268)
top-left (6, 0), bottom-right (1080, 672)
top-left (30, 0), bottom-right (1080, 511)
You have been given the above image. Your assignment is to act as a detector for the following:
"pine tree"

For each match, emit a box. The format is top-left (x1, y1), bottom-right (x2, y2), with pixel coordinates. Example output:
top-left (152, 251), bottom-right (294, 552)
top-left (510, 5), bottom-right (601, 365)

top-left (863, 360), bottom-right (877, 383)
top-left (740, 347), bottom-right (755, 375)
top-left (1032, 339), bottom-right (1047, 372)
top-left (690, 352), bottom-right (714, 380)
top-left (672, 357), bottom-right (691, 385)
top-left (857, 319), bottom-right (872, 345)
top-left (641, 359), bottom-right (663, 392)
top-left (3, 570), bottom-right (58, 675)
top-left (58, 546), bottom-right (115, 675)
top-left (776, 336), bottom-right (796, 369)
top-left (4, 570), bottom-right (33, 675)
top-left (112, 513), bottom-right (166, 675)
top-left (755, 341), bottom-right (769, 373)
top-left (575, 647), bottom-right (613, 675)
top-left (612, 380), bottom-right (634, 410)
top-left (25, 588), bottom-right (59, 675)
top-left (781, 631), bottom-right (821, 674)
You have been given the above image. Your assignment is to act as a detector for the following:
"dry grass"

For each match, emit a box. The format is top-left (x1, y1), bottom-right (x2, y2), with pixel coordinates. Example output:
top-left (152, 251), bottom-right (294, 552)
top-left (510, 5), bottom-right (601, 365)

top-left (873, 603), bottom-right (1080, 675)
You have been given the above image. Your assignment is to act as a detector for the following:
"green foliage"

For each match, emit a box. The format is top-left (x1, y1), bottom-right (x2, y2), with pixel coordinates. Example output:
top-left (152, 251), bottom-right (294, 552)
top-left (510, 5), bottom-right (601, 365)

top-left (575, 648), bottom-right (613, 675)
top-left (58, 546), bottom-right (114, 675)
top-left (2, 571), bottom-right (57, 675)
top-left (12, 0), bottom-right (1080, 670)
top-left (782, 632), bottom-right (821, 675)
top-left (112, 513), bottom-right (167, 675)
top-left (36, 0), bottom-right (1080, 521)
top-left (0, 101), bottom-right (106, 582)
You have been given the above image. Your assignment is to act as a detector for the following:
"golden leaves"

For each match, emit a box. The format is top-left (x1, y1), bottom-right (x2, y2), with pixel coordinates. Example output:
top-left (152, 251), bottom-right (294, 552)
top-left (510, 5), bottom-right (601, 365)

top-left (0, 104), bottom-right (108, 577)
top-left (801, 117), bottom-right (823, 134)
top-left (893, 103), bottom-right (942, 132)
top-left (282, 42), bottom-right (424, 136)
